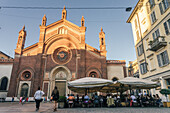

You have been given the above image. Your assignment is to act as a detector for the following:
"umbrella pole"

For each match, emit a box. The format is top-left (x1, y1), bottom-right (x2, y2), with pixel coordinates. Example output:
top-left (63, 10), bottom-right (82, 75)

top-left (129, 85), bottom-right (132, 95)
top-left (85, 88), bottom-right (87, 95)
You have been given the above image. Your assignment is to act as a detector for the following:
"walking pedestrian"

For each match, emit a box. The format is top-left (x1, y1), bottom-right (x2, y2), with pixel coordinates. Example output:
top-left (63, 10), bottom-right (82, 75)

top-left (12, 96), bottom-right (14, 102)
top-left (51, 86), bottom-right (59, 112)
top-left (34, 86), bottom-right (45, 111)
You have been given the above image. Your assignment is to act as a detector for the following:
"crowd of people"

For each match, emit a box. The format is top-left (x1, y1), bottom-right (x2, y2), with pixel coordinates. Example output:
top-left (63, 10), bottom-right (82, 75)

top-left (64, 92), bottom-right (162, 108)
top-left (15, 88), bottom-right (162, 111)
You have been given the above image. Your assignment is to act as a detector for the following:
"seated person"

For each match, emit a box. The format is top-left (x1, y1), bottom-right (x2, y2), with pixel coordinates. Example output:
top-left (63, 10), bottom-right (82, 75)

top-left (68, 94), bottom-right (75, 108)
top-left (83, 94), bottom-right (90, 107)
top-left (93, 93), bottom-right (99, 107)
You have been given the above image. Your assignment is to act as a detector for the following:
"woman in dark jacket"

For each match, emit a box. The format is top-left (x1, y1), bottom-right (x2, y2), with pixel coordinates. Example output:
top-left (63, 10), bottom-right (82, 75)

top-left (51, 86), bottom-right (59, 111)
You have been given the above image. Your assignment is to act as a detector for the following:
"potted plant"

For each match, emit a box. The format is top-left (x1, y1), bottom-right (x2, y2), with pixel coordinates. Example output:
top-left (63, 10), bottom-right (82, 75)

top-left (58, 96), bottom-right (66, 108)
top-left (160, 89), bottom-right (170, 107)
top-left (148, 40), bottom-right (153, 45)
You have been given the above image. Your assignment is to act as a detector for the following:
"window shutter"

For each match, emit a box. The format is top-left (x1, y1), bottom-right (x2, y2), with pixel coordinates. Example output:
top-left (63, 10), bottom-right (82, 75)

top-left (153, 11), bottom-right (156, 22)
top-left (152, 32), bottom-right (156, 40)
top-left (150, 14), bottom-right (153, 24)
top-left (144, 63), bottom-right (147, 73)
top-left (159, 3), bottom-right (164, 14)
top-left (140, 64), bottom-right (143, 74)
top-left (141, 45), bottom-right (144, 54)
top-left (155, 29), bottom-right (160, 37)
top-left (164, 51), bottom-right (169, 64)
top-left (137, 47), bottom-right (139, 56)
top-left (164, 22), bottom-right (169, 35)
top-left (157, 54), bottom-right (162, 67)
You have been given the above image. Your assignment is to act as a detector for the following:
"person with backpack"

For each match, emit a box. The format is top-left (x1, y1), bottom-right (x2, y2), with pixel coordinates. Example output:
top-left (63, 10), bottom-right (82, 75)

top-left (34, 86), bottom-right (45, 111)
top-left (51, 86), bottom-right (59, 112)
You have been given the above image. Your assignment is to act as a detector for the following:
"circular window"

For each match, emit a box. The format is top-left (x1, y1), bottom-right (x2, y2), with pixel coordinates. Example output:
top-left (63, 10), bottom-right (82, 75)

top-left (21, 71), bottom-right (32, 80)
top-left (52, 47), bottom-right (72, 64)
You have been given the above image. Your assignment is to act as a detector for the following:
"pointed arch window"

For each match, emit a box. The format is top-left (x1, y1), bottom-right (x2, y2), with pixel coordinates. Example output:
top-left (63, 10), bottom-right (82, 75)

top-left (0, 77), bottom-right (8, 90)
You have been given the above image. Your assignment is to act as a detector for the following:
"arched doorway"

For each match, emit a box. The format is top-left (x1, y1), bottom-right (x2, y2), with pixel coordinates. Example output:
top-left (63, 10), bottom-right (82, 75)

top-left (50, 66), bottom-right (71, 97)
top-left (89, 71), bottom-right (98, 77)
top-left (20, 83), bottom-right (29, 97)
top-left (112, 77), bottom-right (118, 82)
top-left (0, 77), bottom-right (8, 90)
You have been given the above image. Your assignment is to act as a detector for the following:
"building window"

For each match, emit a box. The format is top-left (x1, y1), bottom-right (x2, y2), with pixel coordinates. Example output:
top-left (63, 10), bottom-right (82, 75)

top-left (1, 57), bottom-right (4, 59)
top-left (140, 63), bottom-right (147, 74)
top-left (159, 2), bottom-right (164, 14)
top-left (149, 0), bottom-right (155, 10)
top-left (137, 44), bottom-right (144, 56)
top-left (163, 19), bottom-right (170, 35)
top-left (152, 29), bottom-right (160, 40)
top-left (157, 50), bottom-right (169, 67)
top-left (162, 0), bottom-right (170, 11)
top-left (0, 77), bottom-right (8, 90)
top-left (159, 0), bottom-right (170, 14)
top-left (150, 11), bottom-right (157, 24)
top-left (20, 83), bottom-right (29, 97)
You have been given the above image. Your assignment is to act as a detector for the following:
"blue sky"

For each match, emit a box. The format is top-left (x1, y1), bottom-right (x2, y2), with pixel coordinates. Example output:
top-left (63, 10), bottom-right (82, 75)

top-left (0, 0), bottom-right (138, 65)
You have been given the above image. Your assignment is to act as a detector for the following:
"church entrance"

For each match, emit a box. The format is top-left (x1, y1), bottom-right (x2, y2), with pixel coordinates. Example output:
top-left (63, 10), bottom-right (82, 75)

top-left (50, 66), bottom-right (71, 97)
top-left (55, 81), bottom-right (66, 96)
top-left (55, 71), bottom-right (67, 96)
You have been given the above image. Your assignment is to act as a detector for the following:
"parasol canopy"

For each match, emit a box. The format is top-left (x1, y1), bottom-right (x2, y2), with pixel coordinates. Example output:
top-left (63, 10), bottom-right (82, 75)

top-left (100, 77), bottom-right (161, 93)
top-left (68, 77), bottom-right (113, 93)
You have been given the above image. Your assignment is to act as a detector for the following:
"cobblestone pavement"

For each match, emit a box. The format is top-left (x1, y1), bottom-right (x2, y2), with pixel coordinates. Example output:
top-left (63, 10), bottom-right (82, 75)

top-left (0, 102), bottom-right (169, 113)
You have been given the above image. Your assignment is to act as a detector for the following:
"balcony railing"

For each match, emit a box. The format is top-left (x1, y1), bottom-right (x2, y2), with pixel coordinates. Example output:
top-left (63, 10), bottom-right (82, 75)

top-left (148, 36), bottom-right (167, 51)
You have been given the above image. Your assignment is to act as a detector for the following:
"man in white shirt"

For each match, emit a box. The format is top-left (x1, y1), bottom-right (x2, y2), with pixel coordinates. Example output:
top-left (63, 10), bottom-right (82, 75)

top-left (34, 87), bottom-right (45, 111)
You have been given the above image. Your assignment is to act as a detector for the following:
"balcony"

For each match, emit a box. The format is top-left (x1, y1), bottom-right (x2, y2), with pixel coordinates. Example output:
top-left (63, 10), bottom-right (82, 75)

top-left (148, 36), bottom-right (167, 52)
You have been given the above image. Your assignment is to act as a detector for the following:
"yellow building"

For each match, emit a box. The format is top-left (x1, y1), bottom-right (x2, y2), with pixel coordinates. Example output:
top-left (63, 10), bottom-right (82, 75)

top-left (127, 0), bottom-right (170, 101)
top-left (128, 59), bottom-right (139, 78)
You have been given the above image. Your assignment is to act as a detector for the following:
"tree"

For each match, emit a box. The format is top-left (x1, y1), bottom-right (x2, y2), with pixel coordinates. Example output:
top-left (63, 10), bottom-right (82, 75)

top-left (160, 89), bottom-right (170, 102)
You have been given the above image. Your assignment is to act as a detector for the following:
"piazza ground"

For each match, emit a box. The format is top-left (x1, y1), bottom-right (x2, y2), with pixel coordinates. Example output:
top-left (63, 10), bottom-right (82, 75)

top-left (0, 102), bottom-right (169, 113)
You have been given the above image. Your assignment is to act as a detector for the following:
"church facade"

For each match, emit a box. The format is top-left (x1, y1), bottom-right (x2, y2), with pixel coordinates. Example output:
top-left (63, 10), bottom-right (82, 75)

top-left (8, 7), bottom-right (127, 98)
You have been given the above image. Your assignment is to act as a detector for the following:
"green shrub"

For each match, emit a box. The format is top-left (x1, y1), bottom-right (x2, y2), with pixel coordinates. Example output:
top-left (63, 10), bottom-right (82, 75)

top-left (58, 96), bottom-right (66, 102)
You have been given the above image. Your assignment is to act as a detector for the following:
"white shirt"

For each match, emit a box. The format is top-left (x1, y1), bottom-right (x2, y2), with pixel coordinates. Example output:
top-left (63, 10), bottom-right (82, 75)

top-left (131, 95), bottom-right (136, 102)
top-left (34, 90), bottom-right (45, 100)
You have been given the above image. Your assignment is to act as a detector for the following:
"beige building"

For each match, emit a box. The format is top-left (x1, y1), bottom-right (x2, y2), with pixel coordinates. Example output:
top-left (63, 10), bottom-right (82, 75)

top-left (128, 59), bottom-right (139, 78)
top-left (0, 51), bottom-right (13, 101)
top-left (127, 0), bottom-right (170, 101)
top-left (107, 60), bottom-right (127, 81)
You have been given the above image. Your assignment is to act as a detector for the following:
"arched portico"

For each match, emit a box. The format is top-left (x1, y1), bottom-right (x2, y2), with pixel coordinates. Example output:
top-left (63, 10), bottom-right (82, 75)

top-left (49, 66), bottom-right (71, 97)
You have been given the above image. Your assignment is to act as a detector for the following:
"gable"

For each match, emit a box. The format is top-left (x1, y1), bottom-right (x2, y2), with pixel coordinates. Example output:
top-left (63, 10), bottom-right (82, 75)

top-left (45, 20), bottom-right (82, 42)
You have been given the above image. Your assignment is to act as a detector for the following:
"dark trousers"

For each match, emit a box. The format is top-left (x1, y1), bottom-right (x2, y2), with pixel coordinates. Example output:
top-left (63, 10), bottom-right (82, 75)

top-left (35, 99), bottom-right (41, 109)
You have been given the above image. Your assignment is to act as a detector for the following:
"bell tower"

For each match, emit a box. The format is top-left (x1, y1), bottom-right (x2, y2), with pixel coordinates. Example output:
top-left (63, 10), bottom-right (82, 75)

top-left (15, 25), bottom-right (26, 55)
top-left (62, 6), bottom-right (67, 20)
top-left (80, 16), bottom-right (86, 49)
top-left (42, 14), bottom-right (47, 26)
top-left (38, 14), bottom-right (47, 54)
top-left (99, 27), bottom-right (107, 57)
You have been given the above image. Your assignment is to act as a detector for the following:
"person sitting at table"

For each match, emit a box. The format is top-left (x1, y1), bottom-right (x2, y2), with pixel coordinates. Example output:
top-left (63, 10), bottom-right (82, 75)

top-left (83, 94), bottom-right (90, 107)
top-left (93, 93), bottom-right (99, 107)
top-left (68, 94), bottom-right (75, 108)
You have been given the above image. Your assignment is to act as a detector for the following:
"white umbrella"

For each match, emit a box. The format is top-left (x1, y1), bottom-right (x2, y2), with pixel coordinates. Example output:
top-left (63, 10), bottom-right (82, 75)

top-left (117, 77), bottom-right (160, 89)
top-left (68, 77), bottom-right (113, 93)
top-left (100, 77), bottom-right (160, 93)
